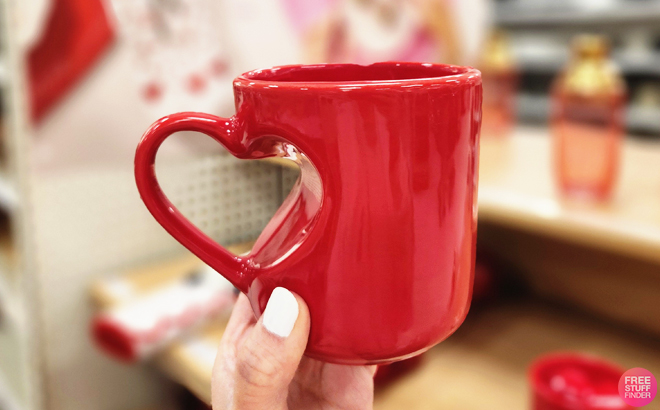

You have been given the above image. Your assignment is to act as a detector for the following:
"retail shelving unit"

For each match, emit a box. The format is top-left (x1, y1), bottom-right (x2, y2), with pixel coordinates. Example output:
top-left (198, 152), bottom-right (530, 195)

top-left (0, 2), bottom-right (298, 410)
top-left (496, 1), bottom-right (660, 28)
top-left (495, 0), bottom-right (660, 135)
top-left (476, 126), bottom-right (660, 343)
top-left (90, 242), bottom-right (660, 409)
top-left (478, 127), bottom-right (660, 263)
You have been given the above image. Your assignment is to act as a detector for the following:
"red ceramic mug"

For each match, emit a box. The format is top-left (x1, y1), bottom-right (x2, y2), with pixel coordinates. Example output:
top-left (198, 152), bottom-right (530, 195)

top-left (135, 62), bottom-right (482, 364)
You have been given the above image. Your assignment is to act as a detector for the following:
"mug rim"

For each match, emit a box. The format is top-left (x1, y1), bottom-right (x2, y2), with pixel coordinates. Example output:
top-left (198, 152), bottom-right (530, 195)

top-left (234, 62), bottom-right (481, 90)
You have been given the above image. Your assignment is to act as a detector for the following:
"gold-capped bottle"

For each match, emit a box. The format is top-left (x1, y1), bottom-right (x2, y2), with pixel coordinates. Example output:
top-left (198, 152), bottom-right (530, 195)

top-left (480, 30), bottom-right (518, 138)
top-left (552, 34), bottom-right (626, 201)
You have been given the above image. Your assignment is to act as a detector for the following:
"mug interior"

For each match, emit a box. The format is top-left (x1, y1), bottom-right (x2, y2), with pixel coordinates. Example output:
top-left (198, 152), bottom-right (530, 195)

top-left (241, 63), bottom-right (472, 84)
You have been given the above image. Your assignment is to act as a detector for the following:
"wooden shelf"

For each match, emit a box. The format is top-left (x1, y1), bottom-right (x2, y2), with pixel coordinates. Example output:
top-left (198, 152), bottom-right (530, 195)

top-left (90, 242), bottom-right (254, 403)
top-left (91, 241), bottom-right (254, 307)
top-left (262, 157), bottom-right (299, 171)
top-left (95, 263), bottom-right (660, 409)
top-left (478, 127), bottom-right (660, 264)
top-left (89, 232), bottom-right (660, 408)
top-left (139, 301), bottom-right (660, 408)
top-left (373, 301), bottom-right (660, 410)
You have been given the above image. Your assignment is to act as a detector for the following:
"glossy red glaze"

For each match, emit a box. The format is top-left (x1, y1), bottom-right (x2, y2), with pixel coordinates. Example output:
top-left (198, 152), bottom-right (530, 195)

top-left (530, 353), bottom-right (631, 410)
top-left (135, 62), bottom-right (482, 364)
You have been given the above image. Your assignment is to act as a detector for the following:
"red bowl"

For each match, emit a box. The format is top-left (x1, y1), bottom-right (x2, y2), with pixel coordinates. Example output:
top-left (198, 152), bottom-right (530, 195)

top-left (530, 352), bottom-right (631, 410)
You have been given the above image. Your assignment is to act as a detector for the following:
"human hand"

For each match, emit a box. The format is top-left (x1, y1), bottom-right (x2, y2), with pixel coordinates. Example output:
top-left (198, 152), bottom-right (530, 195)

top-left (212, 288), bottom-right (376, 410)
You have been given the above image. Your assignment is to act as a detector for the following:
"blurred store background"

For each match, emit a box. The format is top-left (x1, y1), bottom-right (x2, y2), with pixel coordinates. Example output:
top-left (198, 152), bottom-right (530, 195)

top-left (0, 0), bottom-right (660, 409)
top-left (496, 0), bottom-right (660, 135)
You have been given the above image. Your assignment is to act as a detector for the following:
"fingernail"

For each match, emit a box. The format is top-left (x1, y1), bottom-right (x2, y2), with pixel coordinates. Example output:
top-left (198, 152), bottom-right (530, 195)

top-left (262, 287), bottom-right (299, 338)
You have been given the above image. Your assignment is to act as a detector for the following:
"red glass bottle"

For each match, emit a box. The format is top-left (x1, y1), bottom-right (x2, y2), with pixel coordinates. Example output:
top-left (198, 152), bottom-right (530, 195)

top-left (552, 35), bottom-right (626, 201)
top-left (480, 31), bottom-right (518, 138)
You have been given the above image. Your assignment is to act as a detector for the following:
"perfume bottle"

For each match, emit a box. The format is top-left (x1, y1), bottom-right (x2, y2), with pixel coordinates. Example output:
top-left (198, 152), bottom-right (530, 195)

top-left (552, 35), bottom-right (626, 201)
top-left (480, 30), bottom-right (518, 138)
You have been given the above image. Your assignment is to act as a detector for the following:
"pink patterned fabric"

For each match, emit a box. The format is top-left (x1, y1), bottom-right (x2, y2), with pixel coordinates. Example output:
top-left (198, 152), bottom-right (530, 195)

top-left (329, 24), bottom-right (440, 64)
top-left (280, 0), bottom-right (338, 34)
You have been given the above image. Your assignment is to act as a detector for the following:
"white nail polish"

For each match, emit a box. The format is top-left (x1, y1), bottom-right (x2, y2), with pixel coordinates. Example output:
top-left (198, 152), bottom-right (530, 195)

top-left (262, 287), bottom-right (299, 338)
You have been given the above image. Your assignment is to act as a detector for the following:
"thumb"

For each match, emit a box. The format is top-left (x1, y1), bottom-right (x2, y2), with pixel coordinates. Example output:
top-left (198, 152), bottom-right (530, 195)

top-left (233, 287), bottom-right (310, 410)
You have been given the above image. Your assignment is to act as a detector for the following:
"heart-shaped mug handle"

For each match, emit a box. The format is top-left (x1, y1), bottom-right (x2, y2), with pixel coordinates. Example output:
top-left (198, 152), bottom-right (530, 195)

top-left (135, 112), bottom-right (263, 292)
